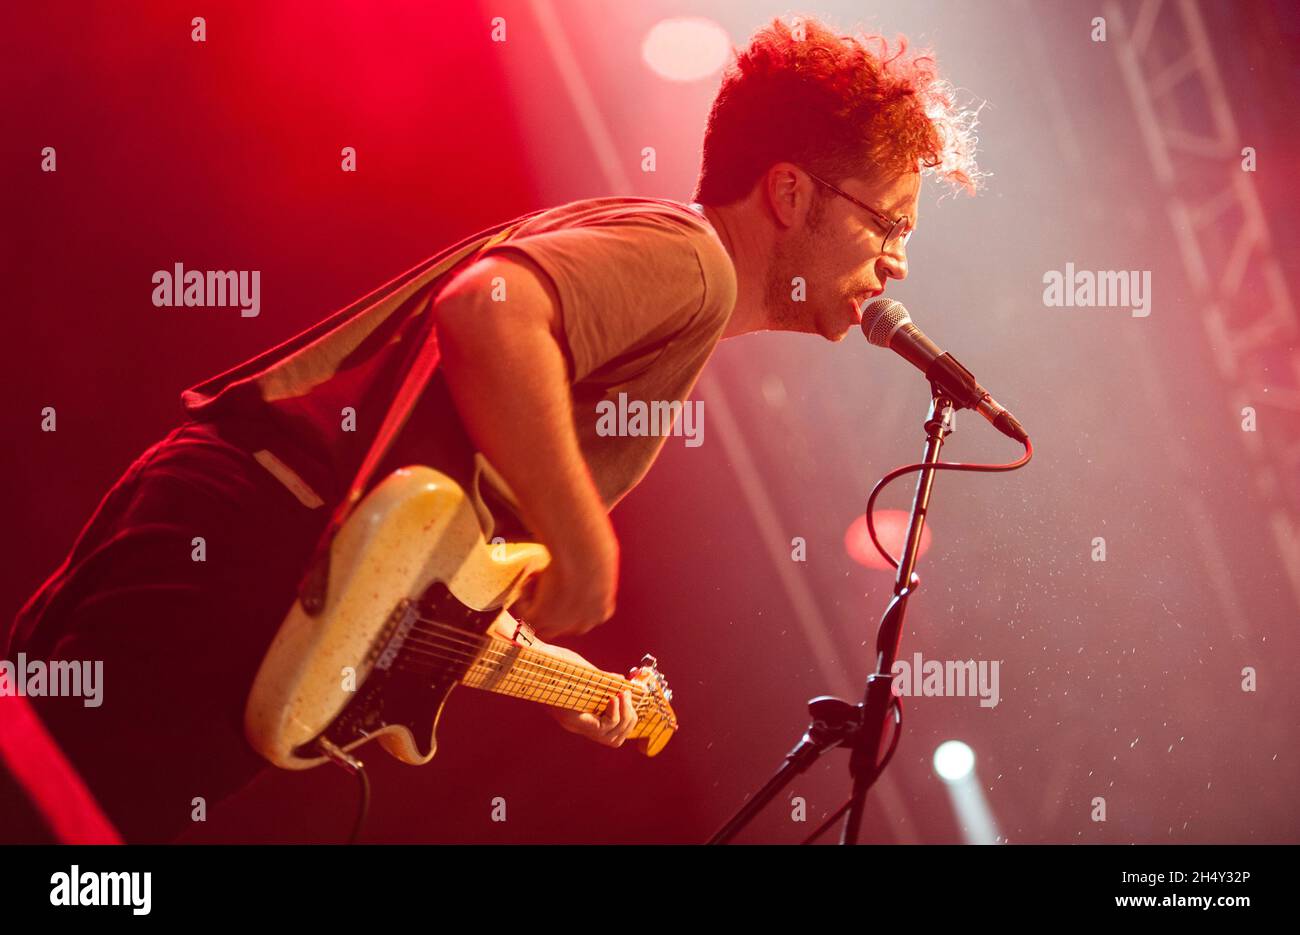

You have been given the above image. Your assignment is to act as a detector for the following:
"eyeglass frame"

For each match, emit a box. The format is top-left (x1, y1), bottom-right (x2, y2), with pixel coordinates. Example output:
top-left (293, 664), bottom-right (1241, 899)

top-left (801, 167), bottom-right (914, 256)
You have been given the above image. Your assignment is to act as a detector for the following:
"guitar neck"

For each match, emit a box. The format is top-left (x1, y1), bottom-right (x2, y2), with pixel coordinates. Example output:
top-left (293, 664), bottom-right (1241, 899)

top-left (459, 633), bottom-right (649, 717)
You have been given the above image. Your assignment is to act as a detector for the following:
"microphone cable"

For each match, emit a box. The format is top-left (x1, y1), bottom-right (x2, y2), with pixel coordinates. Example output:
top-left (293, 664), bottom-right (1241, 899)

top-left (865, 438), bottom-right (1034, 570)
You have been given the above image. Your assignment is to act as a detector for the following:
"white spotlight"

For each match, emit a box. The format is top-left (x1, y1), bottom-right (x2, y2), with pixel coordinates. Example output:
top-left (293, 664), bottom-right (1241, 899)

top-left (642, 18), bottom-right (731, 83)
top-left (934, 740), bottom-right (976, 782)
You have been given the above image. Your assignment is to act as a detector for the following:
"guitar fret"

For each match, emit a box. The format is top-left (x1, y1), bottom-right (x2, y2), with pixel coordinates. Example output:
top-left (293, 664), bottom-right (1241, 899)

top-left (529, 650), bottom-right (555, 703)
top-left (528, 649), bottom-right (550, 704)
top-left (557, 658), bottom-right (581, 709)
top-left (520, 651), bottom-right (546, 702)
top-left (513, 649), bottom-right (536, 702)
top-left (538, 650), bottom-right (565, 706)
top-left (556, 658), bottom-right (582, 707)
top-left (462, 636), bottom-right (669, 737)
top-left (497, 643), bottom-right (526, 700)
top-left (559, 661), bottom-right (583, 711)
top-left (464, 636), bottom-right (508, 693)
top-left (465, 639), bottom-right (493, 690)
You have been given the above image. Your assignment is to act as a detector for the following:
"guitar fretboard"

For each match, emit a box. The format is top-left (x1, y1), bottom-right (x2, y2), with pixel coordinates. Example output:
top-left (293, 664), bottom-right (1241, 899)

top-left (458, 634), bottom-right (672, 739)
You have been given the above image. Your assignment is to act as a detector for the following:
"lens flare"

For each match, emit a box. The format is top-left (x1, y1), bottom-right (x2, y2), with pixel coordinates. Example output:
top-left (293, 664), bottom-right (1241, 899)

top-left (844, 510), bottom-right (932, 571)
top-left (642, 18), bottom-right (731, 83)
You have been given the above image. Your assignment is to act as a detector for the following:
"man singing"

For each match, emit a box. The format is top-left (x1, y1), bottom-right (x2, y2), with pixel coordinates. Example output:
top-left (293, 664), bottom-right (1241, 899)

top-left (7, 16), bottom-right (978, 842)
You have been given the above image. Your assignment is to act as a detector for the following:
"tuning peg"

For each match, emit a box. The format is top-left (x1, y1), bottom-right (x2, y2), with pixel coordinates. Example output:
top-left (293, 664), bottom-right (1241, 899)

top-left (639, 653), bottom-right (658, 670)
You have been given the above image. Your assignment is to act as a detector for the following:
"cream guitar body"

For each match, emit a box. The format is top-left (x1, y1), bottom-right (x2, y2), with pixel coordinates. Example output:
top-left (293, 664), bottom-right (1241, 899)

top-left (244, 466), bottom-right (677, 771)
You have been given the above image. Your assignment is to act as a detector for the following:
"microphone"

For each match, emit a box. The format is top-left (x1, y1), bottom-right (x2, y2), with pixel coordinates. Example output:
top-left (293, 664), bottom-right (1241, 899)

top-left (860, 298), bottom-right (1029, 443)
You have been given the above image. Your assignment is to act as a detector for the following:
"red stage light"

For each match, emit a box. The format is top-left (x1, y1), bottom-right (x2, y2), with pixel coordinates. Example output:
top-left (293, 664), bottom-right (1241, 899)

top-left (844, 510), bottom-right (932, 571)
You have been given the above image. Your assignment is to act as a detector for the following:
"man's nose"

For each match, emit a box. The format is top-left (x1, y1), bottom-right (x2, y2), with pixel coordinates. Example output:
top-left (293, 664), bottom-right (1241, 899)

top-left (876, 247), bottom-right (908, 284)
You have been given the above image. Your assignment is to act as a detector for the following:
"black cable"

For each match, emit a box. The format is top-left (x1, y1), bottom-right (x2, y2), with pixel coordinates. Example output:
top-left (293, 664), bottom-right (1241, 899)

top-left (866, 438), bottom-right (1033, 569)
top-left (346, 766), bottom-right (371, 845)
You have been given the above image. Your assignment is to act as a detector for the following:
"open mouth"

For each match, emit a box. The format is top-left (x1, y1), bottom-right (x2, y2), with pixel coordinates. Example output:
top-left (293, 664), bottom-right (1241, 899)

top-left (852, 290), bottom-right (882, 322)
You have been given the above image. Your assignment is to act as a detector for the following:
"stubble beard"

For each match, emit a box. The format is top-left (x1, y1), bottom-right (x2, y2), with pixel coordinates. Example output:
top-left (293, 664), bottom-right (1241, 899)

top-left (762, 194), bottom-right (831, 335)
top-left (763, 237), bottom-right (804, 331)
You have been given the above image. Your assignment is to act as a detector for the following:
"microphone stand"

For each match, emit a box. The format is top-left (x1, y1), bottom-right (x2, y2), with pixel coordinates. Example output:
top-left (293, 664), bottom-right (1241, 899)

top-left (707, 391), bottom-right (956, 845)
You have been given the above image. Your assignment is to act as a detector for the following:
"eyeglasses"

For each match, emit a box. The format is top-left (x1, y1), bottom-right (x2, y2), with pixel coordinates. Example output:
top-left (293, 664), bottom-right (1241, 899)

top-left (802, 168), bottom-right (914, 256)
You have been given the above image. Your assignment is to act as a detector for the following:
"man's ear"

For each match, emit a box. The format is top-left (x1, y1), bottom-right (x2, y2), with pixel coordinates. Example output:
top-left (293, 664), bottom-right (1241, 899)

top-left (764, 162), bottom-right (808, 229)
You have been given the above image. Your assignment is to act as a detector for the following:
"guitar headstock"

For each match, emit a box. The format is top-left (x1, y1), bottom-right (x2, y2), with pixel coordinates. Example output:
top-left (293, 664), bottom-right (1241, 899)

top-left (629, 653), bottom-right (677, 757)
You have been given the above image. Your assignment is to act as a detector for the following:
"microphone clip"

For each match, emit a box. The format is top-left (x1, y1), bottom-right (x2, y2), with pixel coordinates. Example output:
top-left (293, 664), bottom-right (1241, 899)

top-left (924, 352), bottom-right (987, 412)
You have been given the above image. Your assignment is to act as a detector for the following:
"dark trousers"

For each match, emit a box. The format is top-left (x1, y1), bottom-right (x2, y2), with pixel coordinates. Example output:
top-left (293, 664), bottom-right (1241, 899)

top-left (7, 420), bottom-right (329, 842)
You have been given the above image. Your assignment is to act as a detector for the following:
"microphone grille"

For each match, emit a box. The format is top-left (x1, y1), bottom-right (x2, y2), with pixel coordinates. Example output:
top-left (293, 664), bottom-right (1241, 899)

top-left (860, 298), bottom-right (910, 348)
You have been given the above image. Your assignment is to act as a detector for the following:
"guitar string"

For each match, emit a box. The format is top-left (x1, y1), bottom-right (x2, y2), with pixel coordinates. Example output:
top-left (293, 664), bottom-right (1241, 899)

top-left (401, 620), bottom-right (639, 694)
top-left (403, 612), bottom-right (654, 698)
top-left (403, 618), bottom-right (675, 727)
top-left (388, 640), bottom-right (675, 742)
top-left (348, 605), bottom-right (675, 728)
top-left (400, 647), bottom-right (644, 712)
top-left (393, 631), bottom-right (659, 719)
top-left (390, 640), bottom-right (677, 744)
top-left (386, 623), bottom-right (671, 725)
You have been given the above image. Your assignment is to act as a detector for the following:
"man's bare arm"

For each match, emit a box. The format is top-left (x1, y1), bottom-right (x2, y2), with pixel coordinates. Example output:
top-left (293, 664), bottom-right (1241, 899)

top-left (433, 253), bottom-right (617, 638)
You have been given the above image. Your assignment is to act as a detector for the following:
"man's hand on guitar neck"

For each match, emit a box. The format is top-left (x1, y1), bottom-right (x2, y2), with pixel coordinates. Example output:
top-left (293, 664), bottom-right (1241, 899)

top-left (522, 634), bottom-right (647, 749)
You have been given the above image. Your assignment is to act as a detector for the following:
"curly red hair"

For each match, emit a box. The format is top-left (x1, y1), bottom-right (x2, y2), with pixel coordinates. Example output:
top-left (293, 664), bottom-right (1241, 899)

top-left (693, 15), bottom-right (982, 205)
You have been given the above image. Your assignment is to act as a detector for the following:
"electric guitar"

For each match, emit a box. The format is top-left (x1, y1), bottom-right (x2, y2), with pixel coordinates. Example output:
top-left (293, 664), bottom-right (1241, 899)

top-left (244, 466), bottom-right (677, 771)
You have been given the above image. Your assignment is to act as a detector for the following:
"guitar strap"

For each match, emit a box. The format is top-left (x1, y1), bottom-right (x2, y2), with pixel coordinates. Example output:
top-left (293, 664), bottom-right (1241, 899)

top-left (297, 218), bottom-right (533, 615)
